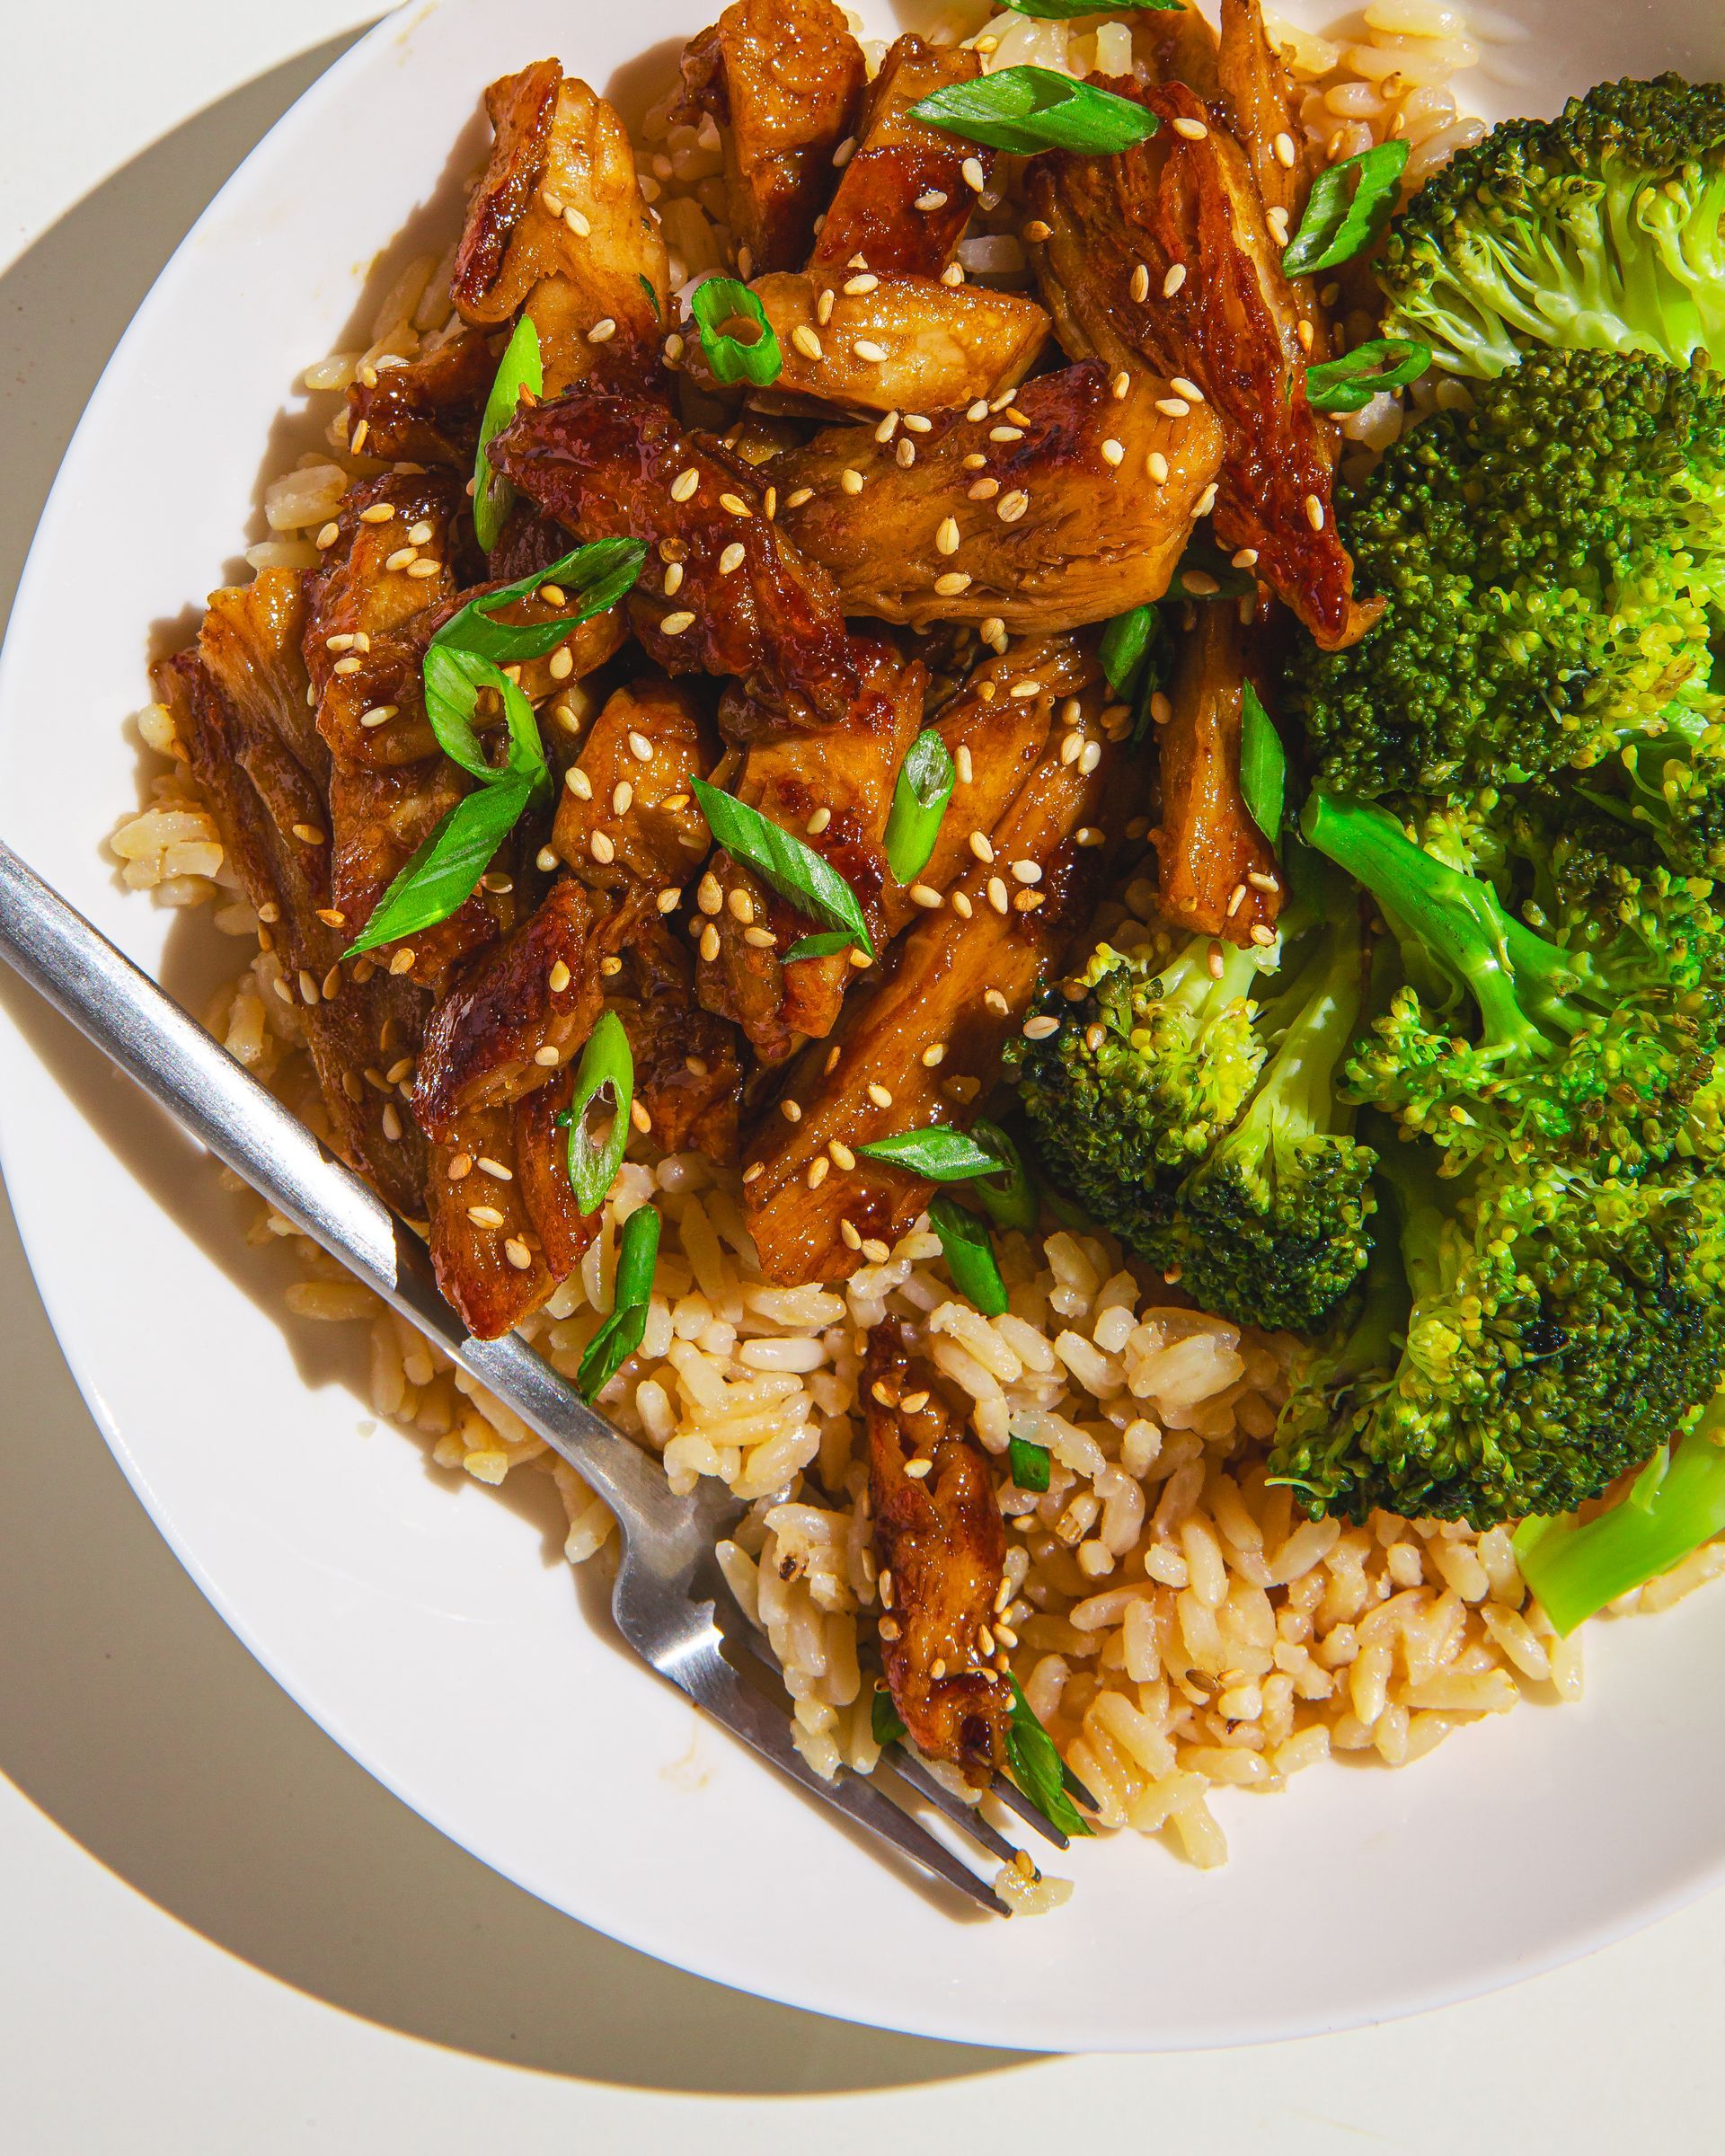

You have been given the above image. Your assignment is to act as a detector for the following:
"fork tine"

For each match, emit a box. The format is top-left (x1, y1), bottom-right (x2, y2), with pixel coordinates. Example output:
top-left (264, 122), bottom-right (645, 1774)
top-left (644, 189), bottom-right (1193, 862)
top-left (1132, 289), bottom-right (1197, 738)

top-left (884, 1745), bottom-right (1019, 1865)
top-left (988, 1770), bottom-right (1071, 1851)
top-left (681, 1655), bottom-right (1012, 1914)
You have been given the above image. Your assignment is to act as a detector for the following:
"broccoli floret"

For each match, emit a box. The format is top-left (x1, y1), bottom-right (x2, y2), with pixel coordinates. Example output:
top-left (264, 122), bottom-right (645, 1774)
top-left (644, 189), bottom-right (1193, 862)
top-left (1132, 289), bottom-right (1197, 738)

top-left (1011, 932), bottom-right (1268, 1251)
top-left (1380, 75), bottom-right (1725, 378)
top-left (1286, 349), bottom-right (1725, 877)
top-left (1166, 912), bottom-right (1378, 1332)
top-left (1269, 1143), bottom-right (1725, 1525)
top-left (1305, 791), bottom-right (1723, 1171)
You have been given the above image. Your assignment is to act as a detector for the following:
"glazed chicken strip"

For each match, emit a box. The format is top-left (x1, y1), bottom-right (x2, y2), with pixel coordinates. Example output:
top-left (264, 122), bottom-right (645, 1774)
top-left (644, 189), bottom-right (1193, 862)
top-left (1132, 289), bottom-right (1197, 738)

top-left (775, 359), bottom-right (1223, 632)
top-left (809, 34), bottom-right (994, 277)
top-left (1151, 599), bottom-right (1283, 944)
top-left (450, 62), bottom-right (669, 391)
top-left (731, 272), bottom-right (1049, 419)
top-left (157, 645), bottom-right (429, 1224)
top-left (867, 1325), bottom-right (1010, 1777)
top-left (746, 674), bottom-right (1130, 1284)
top-left (674, 0), bottom-right (865, 275)
top-left (423, 1092), bottom-right (597, 1339)
top-left (345, 329), bottom-right (496, 469)
top-left (1025, 78), bottom-right (1374, 651)
top-left (1131, 0), bottom-right (1223, 98)
top-left (490, 388), bottom-right (909, 734)
top-left (1216, 0), bottom-right (1321, 230)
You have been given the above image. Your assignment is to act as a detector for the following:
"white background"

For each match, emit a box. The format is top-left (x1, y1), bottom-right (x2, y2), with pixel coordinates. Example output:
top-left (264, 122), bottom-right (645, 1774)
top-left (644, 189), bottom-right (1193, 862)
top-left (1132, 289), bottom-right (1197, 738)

top-left (2, 4), bottom-right (1721, 2149)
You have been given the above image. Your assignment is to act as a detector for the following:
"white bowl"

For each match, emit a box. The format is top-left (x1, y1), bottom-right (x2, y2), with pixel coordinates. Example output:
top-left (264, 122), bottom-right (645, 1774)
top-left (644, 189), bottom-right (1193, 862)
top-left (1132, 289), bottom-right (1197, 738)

top-left (4, 0), bottom-right (1724, 2053)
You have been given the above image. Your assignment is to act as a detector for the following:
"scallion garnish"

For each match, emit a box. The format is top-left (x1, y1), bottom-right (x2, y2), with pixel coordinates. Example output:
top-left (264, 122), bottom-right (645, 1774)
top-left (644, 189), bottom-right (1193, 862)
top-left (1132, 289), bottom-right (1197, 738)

top-left (929, 1195), bottom-right (1009, 1316)
top-left (909, 66), bottom-right (1158, 156)
top-left (1304, 337), bottom-right (1431, 413)
top-left (432, 537), bottom-right (647, 667)
top-left (344, 773), bottom-right (535, 956)
top-left (1100, 604), bottom-right (1157, 697)
top-left (855, 1124), bottom-right (1008, 1180)
top-left (1004, 1675), bottom-right (1093, 1836)
top-left (556, 1012), bottom-right (636, 1215)
top-left (1238, 682), bottom-right (1286, 844)
top-left (783, 930), bottom-right (859, 964)
top-left (884, 729), bottom-right (958, 885)
top-left (473, 314), bottom-right (543, 553)
top-left (422, 645), bottom-right (546, 788)
top-left (689, 275), bottom-right (783, 388)
top-left (1004, 0), bottom-right (1176, 13)
top-left (638, 272), bottom-right (661, 322)
top-left (968, 1117), bottom-right (1039, 1232)
top-left (871, 1685), bottom-right (907, 1747)
top-left (690, 778), bottom-right (874, 959)
top-left (1513, 1409), bottom-right (1725, 1636)
top-left (1006, 1435), bottom-right (1051, 1492)
top-left (1282, 138), bottom-right (1409, 278)
top-left (575, 1203), bottom-right (660, 1401)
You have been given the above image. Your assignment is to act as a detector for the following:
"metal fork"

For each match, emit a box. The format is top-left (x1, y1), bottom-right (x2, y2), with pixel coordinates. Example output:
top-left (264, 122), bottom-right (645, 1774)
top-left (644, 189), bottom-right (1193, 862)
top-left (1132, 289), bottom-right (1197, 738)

top-left (0, 839), bottom-right (1074, 1913)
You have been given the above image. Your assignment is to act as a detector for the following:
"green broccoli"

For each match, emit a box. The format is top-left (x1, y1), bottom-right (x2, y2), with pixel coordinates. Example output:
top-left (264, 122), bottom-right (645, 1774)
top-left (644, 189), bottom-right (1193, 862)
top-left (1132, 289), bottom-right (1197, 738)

top-left (1286, 349), bottom-right (1725, 878)
top-left (1269, 1141), bottom-right (1725, 1525)
top-left (1380, 75), bottom-right (1725, 378)
top-left (1010, 931), bottom-right (1268, 1253)
top-left (1305, 791), bottom-right (1723, 1172)
top-left (1164, 911), bottom-right (1378, 1333)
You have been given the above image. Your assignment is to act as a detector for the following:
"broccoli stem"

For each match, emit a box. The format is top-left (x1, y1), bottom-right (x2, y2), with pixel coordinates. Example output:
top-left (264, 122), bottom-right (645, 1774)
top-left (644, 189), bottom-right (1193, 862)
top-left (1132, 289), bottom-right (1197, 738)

top-left (1218, 918), bottom-right (1364, 1169)
top-left (1149, 937), bottom-right (1263, 1029)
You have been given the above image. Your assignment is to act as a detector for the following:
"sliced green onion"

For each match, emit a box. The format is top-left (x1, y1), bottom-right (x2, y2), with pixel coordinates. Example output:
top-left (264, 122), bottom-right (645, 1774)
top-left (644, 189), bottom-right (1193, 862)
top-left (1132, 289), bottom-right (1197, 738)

top-left (909, 66), bottom-right (1158, 156)
top-left (1282, 138), bottom-right (1408, 278)
top-left (871, 1685), bottom-right (907, 1747)
top-left (422, 644), bottom-right (546, 789)
top-left (343, 773), bottom-right (533, 957)
top-left (783, 930), bottom-right (859, 964)
top-left (473, 314), bottom-right (543, 554)
top-left (1004, 0), bottom-right (1175, 13)
top-left (1238, 682), bottom-right (1286, 844)
top-left (855, 1124), bottom-right (1007, 1181)
top-left (638, 272), bottom-right (661, 321)
top-left (1100, 604), bottom-right (1156, 697)
top-left (556, 1012), bottom-right (636, 1215)
top-left (432, 537), bottom-right (648, 667)
top-left (1007, 1436), bottom-right (1051, 1492)
top-left (576, 1203), bottom-right (660, 1401)
top-left (884, 729), bottom-right (957, 885)
top-left (1514, 1410), bottom-right (1725, 1637)
top-left (1004, 1676), bottom-right (1093, 1836)
top-left (929, 1195), bottom-right (1008, 1317)
top-left (689, 276), bottom-right (783, 388)
top-left (1304, 337), bottom-right (1431, 414)
top-left (690, 778), bottom-right (874, 959)
top-left (969, 1118), bottom-right (1039, 1232)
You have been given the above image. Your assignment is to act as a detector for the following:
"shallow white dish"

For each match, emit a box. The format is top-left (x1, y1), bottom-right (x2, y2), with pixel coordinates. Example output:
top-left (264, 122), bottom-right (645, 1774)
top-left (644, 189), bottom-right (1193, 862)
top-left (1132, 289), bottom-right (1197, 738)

top-left (4, 0), bottom-right (1725, 2053)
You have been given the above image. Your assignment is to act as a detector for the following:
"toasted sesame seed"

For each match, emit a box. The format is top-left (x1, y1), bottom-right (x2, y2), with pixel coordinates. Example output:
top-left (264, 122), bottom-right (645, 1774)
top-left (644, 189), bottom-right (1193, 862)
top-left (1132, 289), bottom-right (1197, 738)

top-left (1206, 940), bottom-right (1226, 981)
top-left (1273, 129), bottom-right (1296, 168)
top-left (784, 486), bottom-right (814, 509)
top-left (908, 884), bottom-right (942, 909)
top-left (806, 1156), bottom-right (829, 1189)
top-left (816, 287), bottom-right (836, 325)
top-left (742, 925), bottom-right (777, 949)
top-left (1101, 437), bottom-right (1125, 467)
top-left (358, 703), bottom-right (398, 729)
top-left (530, 1044), bottom-right (562, 1070)
top-left (1022, 217), bottom-right (1051, 243)
top-left (969, 830), bottom-right (995, 864)
top-left (669, 467), bottom-right (700, 504)
top-left (896, 437), bottom-right (916, 468)
top-left (986, 876), bottom-right (1009, 915)
top-left (662, 560), bottom-right (685, 596)
top-left (1079, 739), bottom-right (1102, 775)
top-left (984, 988), bottom-right (1009, 1016)
top-left (840, 1217), bottom-right (863, 1252)
top-left (1267, 206), bottom-right (1290, 246)
top-left (862, 1236), bottom-right (892, 1261)
top-left (1009, 678), bottom-right (1040, 700)
top-left (792, 323), bottom-right (824, 360)
top-left (988, 425), bottom-right (1023, 444)
top-left (1010, 859), bottom-right (1042, 885)
top-left (903, 412), bottom-right (932, 433)
top-left (968, 476), bottom-right (1000, 501)
top-left (467, 1205), bottom-right (506, 1230)
top-left (716, 540), bottom-right (747, 578)
top-left (1162, 262), bottom-right (1189, 300)
top-left (1129, 262), bottom-right (1150, 303)
top-left (627, 1097), bottom-right (653, 1136)
top-left (866, 1082), bottom-right (895, 1110)
top-left (564, 765), bottom-right (593, 800)
top-left (383, 547), bottom-right (417, 573)
top-left (547, 644), bottom-right (574, 679)
top-left (933, 570), bottom-right (972, 596)
top-left (743, 1162), bottom-right (766, 1186)
top-left (874, 410), bottom-right (899, 445)
top-left (879, 1616), bottom-right (903, 1641)
top-left (916, 189), bottom-right (949, 211)
top-left (726, 886), bottom-right (755, 925)
top-left (840, 466), bottom-right (864, 495)
top-left (780, 1098), bottom-right (803, 1125)
top-left (935, 516), bottom-right (961, 556)
top-left (564, 202), bottom-right (592, 237)
top-left (951, 890), bottom-right (974, 920)
top-left (1059, 730), bottom-right (1083, 767)
top-left (1146, 450), bottom-right (1170, 485)
top-left (1172, 115), bottom-right (1209, 139)
top-left (904, 1459), bottom-right (933, 1480)
top-left (291, 822), bottom-right (326, 845)
top-left (590, 831), bottom-right (615, 864)
top-left (1182, 569), bottom-right (1220, 596)
top-left (698, 923), bottom-right (721, 962)
top-left (1194, 482), bottom-right (1217, 517)
top-left (828, 1138), bottom-right (857, 1172)
top-left (1232, 547), bottom-right (1261, 570)
top-left (807, 806), bottom-right (833, 835)
top-left (997, 490), bottom-right (1029, 524)
top-left (1297, 317), bottom-right (1314, 352)
top-left (961, 155), bottom-right (986, 192)
top-left (587, 317), bottom-right (617, 345)
top-left (1170, 376), bottom-right (1204, 404)
top-left (1305, 493), bottom-right (1325, 531)
top-left (845, 272), bottom-right (879, 296)
top-left (388, 948), bottom-right (416, 976)
top-left (718, 492), bottom-right (750, 518)
top-left (315, 521), bottom-right (340, 549)
top-left (1154, 395), bottom-right (1190, 419)
top-left (349, 419), bottom-right (368, 452)
top-left (611, 781), bottom-right (633, 816)
top-left (659, 610), bottom-right (695, 635)
top-left (832, 134), bottom-right (855, 167)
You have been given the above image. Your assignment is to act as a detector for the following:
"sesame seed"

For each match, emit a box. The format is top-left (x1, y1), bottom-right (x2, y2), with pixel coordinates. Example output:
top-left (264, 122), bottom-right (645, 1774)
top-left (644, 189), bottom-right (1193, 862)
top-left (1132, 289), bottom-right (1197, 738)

top-left (718, 491), bottom-right (750, 517)
top-left (951, 890), bottom-right (974, 919)
top-left (832, 135), bottom-right (855, 167)
top-left (874, 410), bottom-right (899, 444)
top-left (533, 1045), bottom-right (562, 1069)
top-left (866, 1082), bottom-right (894, 1109)
top-left (968, 477), bottom-right (1000, 501)
top-left (933, 570), bottom-right (972, 596)
top-left (744, 1162), bottom-right (766, 1185)
top-left (840, 467), bottom-right (864, 495)
top-left (503, 1237), bottom-right (532, 1271)
top-left (388, 948), bottom-right (416, 976)
top-left (1298, 318), bottom-right (1314, 352)
top-left (986, 876), bottom-right (1009, 915)
top-left (1009, 678), bottom-right (1040, 700)
top-left (1022, 218), bottom-right (1051, 243)
top-left (903, 412), bottom-right (932, 433)
top-left (472, 1155), bottom-right (512, 1183)
top-left (670, 467), bottom-right (700, 503)
top-left (1163, 263), bottom-right (1189, 299)
top-left (1154, 396), bottom-right (1190, 419)
top-left (1182, 569), bottom-right (1220, 596)
top-left (829, 1138), bottom-right (857, 1171)
top-left (726, 886), bottom-right (755, 924)
top-left (314, 521), bottom-right (340, 549)
top-left (698, 923), bottom-right (721, 962)
top-left (359, 703), bottom-right (398, 729)
top-left (612, 781), bottom-right (633, 815)
top-left (565, 765), bottom-right (592, 799)
top-left (916, 189), bottom-right (949, 211)
top-left (291, 822), bottom-right (325, 845)
top-left (904, 1459), bottom-right (933, 1480)
top-left (466, 1205), bottom-right (506, 1230)
top-left (997, 490), bottom-right (1029, 524)
top-left (1079, 739), bottom-right (1102, 775)
top-left (1129, 262), bottom-right (1150, 303)
top-left (295, 968), bottom-right (319, 1005)
top-left (862, 1237), bottom-right (891, 1262)
top-left (780, 1098), bottom-right (803, 1125)
top-left (743, 925), bottom-right (776, 948)
top-left (406, 519), bottom-right (433, 546)
top-left (659, 610), bottom-right (695, 635)
top-left (1305, 493), bottom-right (1325, 531)
top-left (1170, 376), bottom-right (1204, 403)
top-left (806, 1157), bottom-right (829, 1189)
top-left (1207, 941), bottom-right (1225, 981)
top-left (845, 272), bottom-right (879, 296)
top-left (816, 287), bottom-right (836, 325)
top-left (935, 516), bottom-right (961, 556)
top-left (896, 438), bottom-right (916, 468)
top-left (629, 1099), bottom-right (653, 1135)
top-left (349, 419), bottom-right (368, 452)
top-left (321, 965), bottom-right (344, 1000)
top-left (358, 503), bottom-right (395, 525)
top-left (807, 806), bottom-right (832, 835)
top-left (1060, 731), bottom-right (1083, 766)
top-left (1194, 482), bottom-right (1218, 517)
top-left (824, 1045), bottom-right (842, 1074)
top-left (988, 425), bottom-right (1023, 444)
top-left (1232, 548), bottom-right (1261, 570)
top-left (590, 832), bottom-right (615, 864)
top-left (383, 547), bottom-right (417, 573)
top-left (984, 988), bottom-right (1009, 1016)
top-left (718, 541), bottom-right (745, 575)
top-left (961, 155), bottom-right (986, 192)
top-left (1172, 115), bottom-right (1209, 140)
top-left (785, 486), bottom-right (814, 508)
top-left (969, 830), bottom-right (995, 864)
top-left (792, 323), bottom-right (824, 360)
top-left (547, 644), bottom-right (573, 678)
top-left (1267, 206), bottom-right (1290, 246)
top-left (587, 317), bottom-right (617, 344)
top-left (1274, 129), bottom-right (1296, 168)
top-left (662, 561), bottom-right (685, 596)
top-left (1101, 437), bottom-right (1124, 467)
top-left (536, 846), bottom-right (560, 873)
top-left (656, 887), bottom-right (682, 915)
top-left (908, 884), bottom-right (943, 909)
top-left (565, 205), bottom-right (592, 237)
top-left (879, 1616), bottom-right (902, 1642)
top-left (1147, 450), bottom-right (1170, 483)
top-left (1010, 859), bottom-right (1042, 884)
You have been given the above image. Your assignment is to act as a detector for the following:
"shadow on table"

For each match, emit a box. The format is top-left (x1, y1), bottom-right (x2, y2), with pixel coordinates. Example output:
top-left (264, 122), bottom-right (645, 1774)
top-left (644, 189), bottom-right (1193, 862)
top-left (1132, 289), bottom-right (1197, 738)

top-left (0, 31), bottom-right (1030, 2098)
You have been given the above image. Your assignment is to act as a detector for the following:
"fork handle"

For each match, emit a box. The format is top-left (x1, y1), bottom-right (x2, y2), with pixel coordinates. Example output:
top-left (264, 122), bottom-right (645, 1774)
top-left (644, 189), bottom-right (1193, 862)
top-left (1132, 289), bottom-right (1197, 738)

top-left (0, 839), bottom-right (679, 1533)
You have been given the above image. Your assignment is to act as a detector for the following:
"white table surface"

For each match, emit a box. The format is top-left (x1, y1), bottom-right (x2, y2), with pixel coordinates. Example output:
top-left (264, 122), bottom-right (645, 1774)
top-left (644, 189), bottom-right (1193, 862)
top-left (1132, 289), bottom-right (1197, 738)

top-left (3, 6), bottom-right (1722, 2148)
